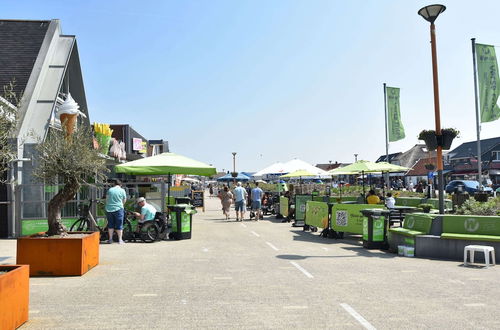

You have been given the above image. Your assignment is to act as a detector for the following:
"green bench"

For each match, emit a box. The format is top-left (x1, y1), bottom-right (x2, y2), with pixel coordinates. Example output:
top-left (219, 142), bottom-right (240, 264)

top-left (441, 215), bottom-right (500, 242)
top-left (389, 213), bottom-right (434, 237)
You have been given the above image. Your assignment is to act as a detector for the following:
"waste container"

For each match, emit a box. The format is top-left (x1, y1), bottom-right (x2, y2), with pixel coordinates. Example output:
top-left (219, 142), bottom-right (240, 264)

top-left (361, 208), bottom-right (391, 249)
top-left (175, 197), bottom-right (191, 205)
top-left (168, 204), bottom-right (197, 240)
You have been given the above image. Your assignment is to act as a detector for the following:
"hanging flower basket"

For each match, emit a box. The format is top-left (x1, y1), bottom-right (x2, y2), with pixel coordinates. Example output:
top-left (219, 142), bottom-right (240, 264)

top-left (418, 130), bottom-right (438, 151)
top-left (440, 128), bottom-right (460, 150)
top-left (424, 164), bottom-right (436, 171)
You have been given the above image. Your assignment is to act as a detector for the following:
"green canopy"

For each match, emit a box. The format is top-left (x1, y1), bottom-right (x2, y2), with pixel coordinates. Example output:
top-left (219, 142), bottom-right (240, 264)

top-left (115, 152), bottom-right (216, 176)
top-left (372, 162), bottom-right (410, 173)
top-left (280, 169), bottom-right (318, 178)
top-left (328, 160), bottom-right (382, 175)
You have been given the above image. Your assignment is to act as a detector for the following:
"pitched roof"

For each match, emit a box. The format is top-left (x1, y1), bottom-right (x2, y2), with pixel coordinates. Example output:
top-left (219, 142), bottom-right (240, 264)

top-left (448, 136), bottom-right (500, 160)
top-left (394, 144), bottom-right (436, 169)
top-left (0, 20), bottom-right (50, 102)
top-left (375, 152), bottom-right (402, 163)
top-left (406, 157), bottom-right (436, 176)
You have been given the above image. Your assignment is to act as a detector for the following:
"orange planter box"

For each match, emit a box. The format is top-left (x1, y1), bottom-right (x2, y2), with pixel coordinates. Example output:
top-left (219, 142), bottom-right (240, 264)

top-left (17, 231), bottom-right (99, 276)
top-left (0, 265), bottom-right (29, 329)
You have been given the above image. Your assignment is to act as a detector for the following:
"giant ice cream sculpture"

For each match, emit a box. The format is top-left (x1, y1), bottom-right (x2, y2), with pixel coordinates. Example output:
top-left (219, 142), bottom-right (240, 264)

top-left (57, 93), bottom-right (86, 136)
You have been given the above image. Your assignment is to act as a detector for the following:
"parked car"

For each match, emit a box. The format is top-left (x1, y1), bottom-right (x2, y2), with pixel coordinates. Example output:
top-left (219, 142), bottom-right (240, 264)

top-left (445, 180), bottom-right (493, 195)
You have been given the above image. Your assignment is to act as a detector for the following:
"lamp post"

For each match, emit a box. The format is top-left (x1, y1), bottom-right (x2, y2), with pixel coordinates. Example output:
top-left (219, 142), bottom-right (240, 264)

top-left (232, 152), bottom-right (237, 186)
top-left (354, 154), bottom-right (358, 162)
top-left (418, 4), bottom-right (446, 214)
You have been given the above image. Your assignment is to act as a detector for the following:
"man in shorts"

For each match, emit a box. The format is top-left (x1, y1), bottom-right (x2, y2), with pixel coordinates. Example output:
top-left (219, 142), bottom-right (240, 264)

top-left (233, 182), bottom-right (247, 221)
top-left (105, 179), bottom-right (127, 244)
top-left (251, 182), bottom-right (264, 220)
top-left (133, 197), bottom-right (157, 232)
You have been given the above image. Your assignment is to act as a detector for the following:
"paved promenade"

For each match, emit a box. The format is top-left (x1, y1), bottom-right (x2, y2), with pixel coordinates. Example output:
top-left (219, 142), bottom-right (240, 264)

top-left (1, 196), bottom-right (500, 329)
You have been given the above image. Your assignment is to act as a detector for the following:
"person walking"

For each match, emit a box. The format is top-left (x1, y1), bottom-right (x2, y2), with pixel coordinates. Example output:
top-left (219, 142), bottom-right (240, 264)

top-left (105, 179), bottom-right (127, 244)
top-left (219, 186), bottom-right (233, 220)
top-left (233, 182), bottom-right (247, 221)
top-left (251, 182), bottom-right (264, 220)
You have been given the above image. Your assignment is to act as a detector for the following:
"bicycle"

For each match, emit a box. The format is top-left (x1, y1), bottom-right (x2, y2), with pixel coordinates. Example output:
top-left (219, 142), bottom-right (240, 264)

top-left (70, 199), bottom-right (109, 241)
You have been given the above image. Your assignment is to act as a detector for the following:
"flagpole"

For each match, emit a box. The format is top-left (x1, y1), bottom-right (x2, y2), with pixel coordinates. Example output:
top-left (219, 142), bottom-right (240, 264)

top-left (471, 38), bottom-right (483, 189)
top-left (383, 83), bottom-right (390, 189)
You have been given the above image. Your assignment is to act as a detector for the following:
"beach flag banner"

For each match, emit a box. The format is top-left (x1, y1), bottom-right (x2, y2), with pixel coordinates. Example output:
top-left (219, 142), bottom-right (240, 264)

top-left (386, 87), bottom-right (405, 142)
top-left (476, 43), bottom-right (500, 123)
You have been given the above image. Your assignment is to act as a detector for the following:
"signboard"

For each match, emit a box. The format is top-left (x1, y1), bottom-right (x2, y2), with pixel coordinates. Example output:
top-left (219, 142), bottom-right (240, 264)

top-left (305, 201), bottom-right (329, 228)
top-left (191, 190), bottom-right (204, 211)
top-left (295, 195), bottom-right (313, 221)
top-left (132, 138), bottom-right (143, 151)
top-left (279, 197), bottom-right (289, 217)
top-left (331, 204), bottom-right (384, 235)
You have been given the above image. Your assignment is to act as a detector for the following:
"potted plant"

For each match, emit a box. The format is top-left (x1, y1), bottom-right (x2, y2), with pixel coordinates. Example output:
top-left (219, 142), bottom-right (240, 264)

top-left (440, 128), bottom-right (460, 150)
top-left (418, 203), bottom-right (433, 213)
top-left (418, 129), bottom-right (438, 151)
top-left (16, 124), bottom-right (109, 276)
top-left (0, 265), bottom-right (29, 328)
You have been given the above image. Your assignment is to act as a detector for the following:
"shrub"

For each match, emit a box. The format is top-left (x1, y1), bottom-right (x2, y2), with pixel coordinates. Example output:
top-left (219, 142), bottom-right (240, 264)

top-left (455, 197), bottom-right (500, 216)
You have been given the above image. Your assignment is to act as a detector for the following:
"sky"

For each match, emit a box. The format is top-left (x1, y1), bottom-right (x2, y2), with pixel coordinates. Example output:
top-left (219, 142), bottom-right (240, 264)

top-left (4, 0), bottom-right (500, 172)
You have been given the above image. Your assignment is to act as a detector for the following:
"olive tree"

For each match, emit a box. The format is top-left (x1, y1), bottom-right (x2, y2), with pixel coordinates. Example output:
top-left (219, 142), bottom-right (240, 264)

top-left (0, 82), bottom-right (18, 180)
top-left (33, 125), bottom-right (109, 236)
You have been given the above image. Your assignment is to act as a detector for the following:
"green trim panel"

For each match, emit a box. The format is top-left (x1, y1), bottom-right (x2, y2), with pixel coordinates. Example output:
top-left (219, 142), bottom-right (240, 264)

top-left (441, 233), bottom-right (500, 242)
top-left (389, 227), bottom-right (425, 237)
top-left (442, 215), bottom-right (500, 236)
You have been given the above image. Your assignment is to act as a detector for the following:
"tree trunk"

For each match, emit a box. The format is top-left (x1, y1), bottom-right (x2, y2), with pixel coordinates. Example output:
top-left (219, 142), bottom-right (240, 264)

top-left (46, 178), bottom-right (80, 236)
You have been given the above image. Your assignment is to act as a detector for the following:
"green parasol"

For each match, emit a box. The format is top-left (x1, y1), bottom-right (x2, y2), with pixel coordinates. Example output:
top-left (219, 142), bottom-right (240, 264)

top-left (115, 152), bottom-right (216, 176)
top-left (280, 169), bottom-right (318, 178)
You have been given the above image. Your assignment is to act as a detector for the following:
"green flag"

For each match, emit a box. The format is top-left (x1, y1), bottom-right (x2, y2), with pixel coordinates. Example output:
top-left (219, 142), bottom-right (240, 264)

top-left (386, 87), bottom-right (405, 142)
top-left (476, 44), bottom-right (500, 123)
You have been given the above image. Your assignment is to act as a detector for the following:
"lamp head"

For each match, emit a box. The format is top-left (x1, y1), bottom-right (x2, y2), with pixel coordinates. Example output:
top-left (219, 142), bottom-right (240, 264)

top-left (418, 4), bottom-right (446, 24)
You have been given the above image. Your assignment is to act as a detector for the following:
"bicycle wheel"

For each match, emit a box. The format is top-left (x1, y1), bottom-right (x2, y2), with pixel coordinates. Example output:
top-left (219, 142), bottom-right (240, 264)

top-left (70, 218), bottom-right (90, 232)
top-left (140, 222), bottom-right (159, 243)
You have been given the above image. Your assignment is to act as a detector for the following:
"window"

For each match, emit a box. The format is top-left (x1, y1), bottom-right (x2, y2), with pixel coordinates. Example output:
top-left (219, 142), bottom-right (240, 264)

top-left (493, 151), bottom-right (500, 161)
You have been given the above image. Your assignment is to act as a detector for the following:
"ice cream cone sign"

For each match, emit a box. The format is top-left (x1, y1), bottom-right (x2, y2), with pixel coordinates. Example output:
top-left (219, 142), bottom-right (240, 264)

top-left (56, 93), bottom-right (86, 137)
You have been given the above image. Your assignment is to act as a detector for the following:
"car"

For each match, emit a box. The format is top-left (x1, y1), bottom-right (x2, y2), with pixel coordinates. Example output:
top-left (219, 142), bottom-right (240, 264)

top-left (445, 180), bottom-right (493, 195)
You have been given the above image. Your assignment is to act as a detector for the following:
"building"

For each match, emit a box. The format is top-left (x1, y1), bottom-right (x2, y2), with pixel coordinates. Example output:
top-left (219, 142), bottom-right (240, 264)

top-left (0, 19), bottom-right (92, 237)
top-left (447, 137), bottom-right (500, 187)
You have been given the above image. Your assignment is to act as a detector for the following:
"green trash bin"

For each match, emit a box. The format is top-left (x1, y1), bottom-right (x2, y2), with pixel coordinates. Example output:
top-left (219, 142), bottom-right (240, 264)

top-left (361, 208), bottom-right (391, 249)
top-left (168, 204), bottom-right (197, 240)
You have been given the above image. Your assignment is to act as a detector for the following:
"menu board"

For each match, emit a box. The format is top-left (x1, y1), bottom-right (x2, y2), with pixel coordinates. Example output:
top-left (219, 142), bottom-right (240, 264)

top-left (191, 191), bottom-right (204, 210)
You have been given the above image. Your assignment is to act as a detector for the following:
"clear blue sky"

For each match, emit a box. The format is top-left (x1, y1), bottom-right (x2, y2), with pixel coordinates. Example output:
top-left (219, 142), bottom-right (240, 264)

top-left (5, 0), bottom-right (500, 172)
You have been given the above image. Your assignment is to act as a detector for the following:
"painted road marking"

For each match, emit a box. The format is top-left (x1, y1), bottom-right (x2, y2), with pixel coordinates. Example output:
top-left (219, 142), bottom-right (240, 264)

top-left (401, 270), bottom-right (417, 273)
top-left (250, 231), bottom-right (260, 237)
top-left (240, 223), bottom-right (247, 228)
top-left (322, 247), bottom-right (329, 251)
top-left (29, 310), bottom-right (40, 314)
top-left (448, 279), bottom-right (465, 285)
top-left (213, 276), bottom-right (233, 280)
top-left (340, 303), bottom-right (376, 330)
top-left (202, 247), bottom-right (209, 252)
top-left (133, 293), bottom-right (158, 297)
top-left (290, 261), bottom-right (313, 278)
top-left (31, 283), bottom-right (52, 286)
top-left (464, 303), bottom-right (485, 307)
top-left (266, 242), bottom-right (279, 251)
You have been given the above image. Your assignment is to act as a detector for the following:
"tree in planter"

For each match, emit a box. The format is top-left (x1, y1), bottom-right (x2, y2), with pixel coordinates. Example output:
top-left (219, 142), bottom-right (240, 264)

top-left (32, 125), bottom-right (108, 236)
top-left (0, 82), bottom-right (19, 182)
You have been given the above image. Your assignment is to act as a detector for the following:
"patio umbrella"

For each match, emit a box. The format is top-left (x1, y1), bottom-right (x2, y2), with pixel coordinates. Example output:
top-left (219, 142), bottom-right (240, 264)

top-left (115, 152), bottom-right (216, 209)
top-left (280, 169), bottom-right (319, 184)
top-left (216, 172), bottom-right (251, 182)
top-left (328, 160), bottom-right (383, 199)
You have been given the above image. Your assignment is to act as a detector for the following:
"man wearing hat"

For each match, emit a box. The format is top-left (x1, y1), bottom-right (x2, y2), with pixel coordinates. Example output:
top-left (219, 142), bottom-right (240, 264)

top-left (133, 197), bottom-right (157, 227)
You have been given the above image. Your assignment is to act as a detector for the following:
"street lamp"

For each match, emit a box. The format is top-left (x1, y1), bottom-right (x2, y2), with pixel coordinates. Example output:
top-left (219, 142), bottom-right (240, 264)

top-left (418, 4), bottom-right (446, 214)
top-left (354, 154), bottom-right (358, 162)
top-left (231, 152), bottom-right (237, 186)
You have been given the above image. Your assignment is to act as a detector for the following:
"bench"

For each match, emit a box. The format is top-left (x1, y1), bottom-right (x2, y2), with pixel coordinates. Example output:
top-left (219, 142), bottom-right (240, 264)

top-left (441, 215), bottom-right (500, 242)
top-left (389, 213), bottom-right (434, 237)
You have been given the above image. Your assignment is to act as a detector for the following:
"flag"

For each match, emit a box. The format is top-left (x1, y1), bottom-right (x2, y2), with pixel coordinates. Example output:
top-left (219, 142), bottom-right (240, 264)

top-left (476, 43), bottom-right (500, 123)
top-left (386, 86), bottom-right (405, 142)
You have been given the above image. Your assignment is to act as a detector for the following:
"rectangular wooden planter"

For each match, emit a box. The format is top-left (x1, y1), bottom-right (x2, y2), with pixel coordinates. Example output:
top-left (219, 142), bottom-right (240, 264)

top-left (17, 231), bottom-right (99, 276)
top-left (0, 264), bottom-right (29, 329)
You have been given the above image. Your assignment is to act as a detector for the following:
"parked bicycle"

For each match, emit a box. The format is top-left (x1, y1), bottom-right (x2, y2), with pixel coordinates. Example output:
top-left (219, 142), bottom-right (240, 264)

top-left (70, 199), bottom-right (109, 241)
